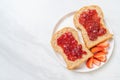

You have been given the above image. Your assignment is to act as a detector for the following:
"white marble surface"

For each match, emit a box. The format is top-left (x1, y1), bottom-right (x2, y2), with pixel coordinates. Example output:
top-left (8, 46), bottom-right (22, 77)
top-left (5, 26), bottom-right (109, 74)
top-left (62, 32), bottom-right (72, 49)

top-left (0, 0), bottom-right (120, 80)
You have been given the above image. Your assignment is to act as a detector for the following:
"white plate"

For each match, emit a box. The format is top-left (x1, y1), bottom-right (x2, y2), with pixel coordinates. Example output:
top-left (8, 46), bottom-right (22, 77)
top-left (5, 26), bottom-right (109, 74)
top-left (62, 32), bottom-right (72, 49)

top-left (52, 11), bottom-right (114, 72)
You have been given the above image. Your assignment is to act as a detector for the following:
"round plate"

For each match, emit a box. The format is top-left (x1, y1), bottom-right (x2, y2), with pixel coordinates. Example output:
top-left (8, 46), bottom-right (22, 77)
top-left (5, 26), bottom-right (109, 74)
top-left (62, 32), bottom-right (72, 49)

top-left (52, 11), bottom-right (114, 72)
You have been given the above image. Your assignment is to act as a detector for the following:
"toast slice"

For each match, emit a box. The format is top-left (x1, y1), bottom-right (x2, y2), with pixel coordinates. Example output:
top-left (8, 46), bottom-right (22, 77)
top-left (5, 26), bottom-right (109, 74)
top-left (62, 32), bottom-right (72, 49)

top-left (73, 5), bottom-right (113, 49)
top-left (51, 27), bottom-right (93, 70)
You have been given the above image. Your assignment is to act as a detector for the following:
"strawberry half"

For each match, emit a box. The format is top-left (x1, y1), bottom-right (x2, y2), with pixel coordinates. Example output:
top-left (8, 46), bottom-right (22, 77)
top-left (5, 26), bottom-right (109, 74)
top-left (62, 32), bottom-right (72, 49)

top-left (97, 41), bottom-right (109, 48)
top-left (94, 52), bottom-right (107, 62)
top-left (93, 58), bottom-right (101, 66)
top-left (96, 56), bottom-right (106, 62)
top-left (91, 46), bottom-right (104, 53)
top-left (86, 57), bottom-right (94, 68)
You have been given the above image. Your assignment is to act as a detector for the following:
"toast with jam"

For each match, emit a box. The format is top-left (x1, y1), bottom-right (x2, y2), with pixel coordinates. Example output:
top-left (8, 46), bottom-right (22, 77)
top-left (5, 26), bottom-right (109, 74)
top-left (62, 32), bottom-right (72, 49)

top-left (73, 5), bottom-right (113, 49)
top-left (51, 27), bottom-right (93, 70)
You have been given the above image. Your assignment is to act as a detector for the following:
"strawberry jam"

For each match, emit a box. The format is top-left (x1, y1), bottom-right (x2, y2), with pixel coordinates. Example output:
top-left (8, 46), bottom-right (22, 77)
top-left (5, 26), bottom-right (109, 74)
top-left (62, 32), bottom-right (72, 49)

top-left (57, 32), bottom-right (87, 61)
top-left (79, 9), bottom-right (106, 41)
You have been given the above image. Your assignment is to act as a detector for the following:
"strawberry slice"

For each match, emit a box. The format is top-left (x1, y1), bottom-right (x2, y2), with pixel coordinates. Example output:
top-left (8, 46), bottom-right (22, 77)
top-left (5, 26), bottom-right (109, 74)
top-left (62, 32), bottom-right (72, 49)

top-left (96, 56), bottom-right (106, 62)
top-left (97, 41), bottom-right (109, 48)
top-left (91, 46), bottom-right (104, 53)
top-left (93, 58), bottom-right (101, 66)
top-left (94, 51), bottom-right (106, 57)
top-left (86, 57), bottom-right (94, 68)
top-left (94, 52), bottom-right (107, 62)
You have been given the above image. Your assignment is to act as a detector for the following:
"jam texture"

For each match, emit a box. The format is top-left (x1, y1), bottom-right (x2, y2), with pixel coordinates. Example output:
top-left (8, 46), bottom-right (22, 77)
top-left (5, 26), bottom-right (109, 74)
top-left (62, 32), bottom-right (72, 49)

top-left (57, 32), bottom-right (87, 61)
top-left (79, 9), bottom-right (106, 41)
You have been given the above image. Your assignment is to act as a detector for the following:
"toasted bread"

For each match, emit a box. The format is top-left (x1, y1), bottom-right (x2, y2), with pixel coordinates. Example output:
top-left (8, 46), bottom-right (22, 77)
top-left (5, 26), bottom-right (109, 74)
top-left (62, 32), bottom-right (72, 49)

top-left (73, 5), bottom-right (113, 49)
top-left (51, 27), bottom-right (93, 70)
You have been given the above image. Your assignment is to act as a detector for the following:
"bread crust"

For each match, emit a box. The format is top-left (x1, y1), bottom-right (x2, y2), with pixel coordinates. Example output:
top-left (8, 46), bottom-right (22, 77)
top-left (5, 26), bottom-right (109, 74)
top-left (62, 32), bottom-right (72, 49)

top-left (73, 5), bottom-right (113, 49)
top-left (51, 27), bottom-right (93, 70)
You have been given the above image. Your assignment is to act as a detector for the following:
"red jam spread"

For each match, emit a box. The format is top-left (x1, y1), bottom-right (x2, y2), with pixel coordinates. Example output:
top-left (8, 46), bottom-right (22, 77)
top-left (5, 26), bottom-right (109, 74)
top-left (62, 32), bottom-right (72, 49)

top-left (57, 32), bottom-right (87, 61)
top-left (79, 9), bottom-right (106, 41)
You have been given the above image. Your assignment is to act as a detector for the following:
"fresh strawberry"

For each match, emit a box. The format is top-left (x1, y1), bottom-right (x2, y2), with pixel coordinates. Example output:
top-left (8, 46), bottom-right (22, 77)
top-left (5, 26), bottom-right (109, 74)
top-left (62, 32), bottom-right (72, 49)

top-left (97, 41), bottom-right (109, 48)
top-left (94, 52), bottom-right (107, 62)
top-left (96, 56), bottom-right (106, 62)
top-left (94, 51), bottom-right (106, 57)
top-left (91, 46), bottom-right (104, 53)
top-left (86, 57), bottom-right (94, 68)
top-left (93, 58), bottom-right (101, 66)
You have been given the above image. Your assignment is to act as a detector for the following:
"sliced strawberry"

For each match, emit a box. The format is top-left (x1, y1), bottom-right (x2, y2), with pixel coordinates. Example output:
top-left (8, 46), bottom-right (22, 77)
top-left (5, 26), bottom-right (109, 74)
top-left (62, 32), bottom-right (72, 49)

top-left (97, 41), bottom-right (109, 48)
top-left (93, 58), bottom-right (101, 66)
top-left (91, 46), bottom-right (104, 53)
top-left (86, 57), bottom-right (94, 68)
top-left (94, 52), bottom-right (107, 62)
top-left (96, 56), bottom-right (107, 62)
top-left (94, 52), bottom-right (105, 57)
